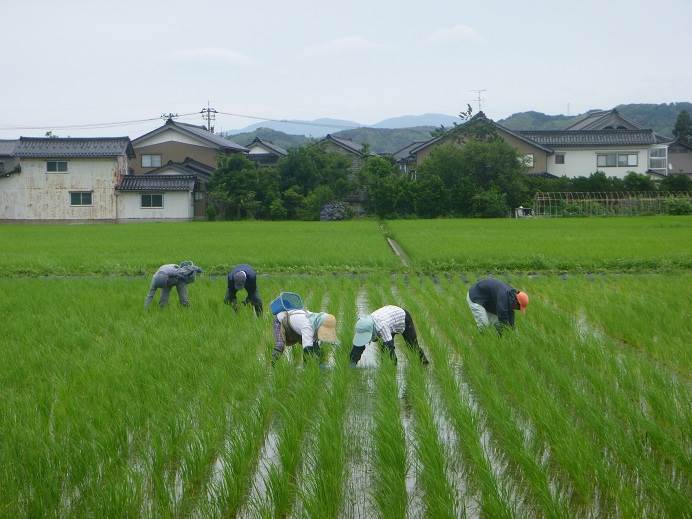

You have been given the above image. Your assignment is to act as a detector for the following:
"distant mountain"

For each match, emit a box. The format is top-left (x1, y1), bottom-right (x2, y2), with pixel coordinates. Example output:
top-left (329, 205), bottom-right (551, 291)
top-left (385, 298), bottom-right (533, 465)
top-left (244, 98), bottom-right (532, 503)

top-left (226, 127), bottom-right (309, 149)
top-left (499, 102), bottom-right (692, 136)
top-left (231, 113), bottom-right (460, 137)
top-left (232, 118), bottom-right (361, 138)
top-left (373, 113), bottom-right (460, 129)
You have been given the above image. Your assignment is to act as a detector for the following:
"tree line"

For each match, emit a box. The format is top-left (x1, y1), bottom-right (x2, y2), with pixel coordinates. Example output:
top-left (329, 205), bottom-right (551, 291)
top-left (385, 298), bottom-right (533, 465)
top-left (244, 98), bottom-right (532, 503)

top-left (208, 117), bottom-right (692, 220)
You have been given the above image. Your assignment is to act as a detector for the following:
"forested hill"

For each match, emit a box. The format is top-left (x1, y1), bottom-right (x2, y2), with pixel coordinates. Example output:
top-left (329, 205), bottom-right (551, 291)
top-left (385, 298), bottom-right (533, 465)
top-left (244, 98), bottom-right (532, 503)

top-left (225, 127), bottom-right (309, 149)
top-left (227, 126), bottom-right (436, 154)
top-left (499, 102), bottom-right (692, 136)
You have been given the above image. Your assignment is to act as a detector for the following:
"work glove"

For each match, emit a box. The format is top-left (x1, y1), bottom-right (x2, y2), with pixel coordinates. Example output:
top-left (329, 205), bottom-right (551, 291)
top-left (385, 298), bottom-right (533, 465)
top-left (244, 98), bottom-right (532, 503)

top-left (382, 341), bottom-right (397, 365)
top-left (349, 345), bottom-right (365, 367)
top-left (303, 345), bottom-right (321, 362)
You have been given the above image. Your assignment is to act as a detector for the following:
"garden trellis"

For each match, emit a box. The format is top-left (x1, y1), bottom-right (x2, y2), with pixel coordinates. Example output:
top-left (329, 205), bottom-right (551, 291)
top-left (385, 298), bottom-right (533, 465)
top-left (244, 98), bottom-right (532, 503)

top-left (533, 191), bottom-right (692, 217)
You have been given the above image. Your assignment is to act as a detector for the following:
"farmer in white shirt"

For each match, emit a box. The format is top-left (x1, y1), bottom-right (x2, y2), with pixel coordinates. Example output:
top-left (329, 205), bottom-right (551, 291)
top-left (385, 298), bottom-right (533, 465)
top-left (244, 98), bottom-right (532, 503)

top-left (144, 261), bottom-right (203, 308)
top-left (272, 308), bottom-right (338, 364)
top-left (349, 305), bottom-right (429, 366)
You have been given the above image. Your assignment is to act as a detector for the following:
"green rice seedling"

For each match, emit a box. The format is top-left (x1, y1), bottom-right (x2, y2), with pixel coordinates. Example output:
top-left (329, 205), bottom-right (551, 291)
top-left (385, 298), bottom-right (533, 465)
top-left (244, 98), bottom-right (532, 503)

top-left (371, 358), bottom-right (408, 519)
top-left (0, 220), bottom-right (398, 275)
top-left (387, 216), bottom-right (692, 271)
top-left (403, 346), bottom-right (458, 518)
top-left (400, 277), bottom-right (516, 518)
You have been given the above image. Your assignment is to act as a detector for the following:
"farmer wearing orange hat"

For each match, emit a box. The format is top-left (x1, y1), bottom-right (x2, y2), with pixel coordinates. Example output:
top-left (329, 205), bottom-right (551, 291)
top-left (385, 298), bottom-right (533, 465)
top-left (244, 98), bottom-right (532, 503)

top-left (467, 278), bottom-right (529, 334)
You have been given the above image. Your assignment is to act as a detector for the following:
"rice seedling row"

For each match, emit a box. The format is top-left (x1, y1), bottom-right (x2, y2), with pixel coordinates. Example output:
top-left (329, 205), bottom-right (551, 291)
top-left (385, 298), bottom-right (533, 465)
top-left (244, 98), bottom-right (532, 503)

top-left (1, 273), bottom-right (689, 517)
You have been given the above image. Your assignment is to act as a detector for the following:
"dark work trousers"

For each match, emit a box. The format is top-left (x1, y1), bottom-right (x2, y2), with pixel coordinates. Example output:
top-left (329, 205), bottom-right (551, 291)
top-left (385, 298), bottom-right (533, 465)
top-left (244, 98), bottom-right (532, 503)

top-left (245, 290), bottom-right (263, 316)
top-left (379, 310), bottom-right (428, 364)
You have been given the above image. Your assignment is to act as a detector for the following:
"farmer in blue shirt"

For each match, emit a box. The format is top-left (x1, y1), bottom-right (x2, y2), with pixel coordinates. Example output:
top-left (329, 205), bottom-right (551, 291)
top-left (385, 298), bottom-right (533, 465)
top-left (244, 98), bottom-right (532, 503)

top-left (224, 264), bottom-right (263, 316)
top-left (467, 278), bottom-right (529, 334)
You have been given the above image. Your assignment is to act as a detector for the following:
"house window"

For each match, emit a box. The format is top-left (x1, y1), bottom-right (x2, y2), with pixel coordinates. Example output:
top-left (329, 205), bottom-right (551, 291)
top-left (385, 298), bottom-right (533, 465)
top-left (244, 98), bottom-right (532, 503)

top-left (649, 147), bottom-right (667, 171)
top-left (597, 153), bottom-right (637, 168)
top-left (618, 153), bottom-right (638, 167)
top-left (47, 160), bottom-right (68, 172)
top-left (519, 154), bottom-right (534, 167)
top-left (141, 154), bottom-right (162, 168)
top-left (141, 193), bottom-right (163, 208)
top-left (555, 153), bottom-right (565, 165)
top-left (70, 191), bottom-right (92, 206)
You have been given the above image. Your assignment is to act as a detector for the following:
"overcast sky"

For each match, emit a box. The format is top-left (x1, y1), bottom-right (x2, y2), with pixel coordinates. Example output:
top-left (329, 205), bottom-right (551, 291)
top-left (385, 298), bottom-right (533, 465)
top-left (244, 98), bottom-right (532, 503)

top-left (1, 0), bottom-right (690, 137)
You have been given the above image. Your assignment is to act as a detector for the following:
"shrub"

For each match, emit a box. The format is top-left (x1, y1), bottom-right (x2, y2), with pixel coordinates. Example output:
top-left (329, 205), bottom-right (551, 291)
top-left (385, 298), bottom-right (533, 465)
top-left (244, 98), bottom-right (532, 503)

top-left (664, 198), bottom-right (692, 215)
top-left (206, 205), bottom-right (217, 221)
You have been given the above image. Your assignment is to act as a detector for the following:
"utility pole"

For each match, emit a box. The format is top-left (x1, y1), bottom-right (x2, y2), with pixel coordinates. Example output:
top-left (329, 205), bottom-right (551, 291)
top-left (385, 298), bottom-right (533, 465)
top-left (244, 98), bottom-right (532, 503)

top-left (201, 101), bottom-right (217, 133)
top-left (470, 89), bottom-right (486, 113)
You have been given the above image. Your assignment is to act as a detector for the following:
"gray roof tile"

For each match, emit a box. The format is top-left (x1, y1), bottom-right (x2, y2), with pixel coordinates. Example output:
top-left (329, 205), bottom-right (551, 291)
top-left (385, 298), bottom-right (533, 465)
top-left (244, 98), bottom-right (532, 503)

top-left (116, 174), bottom-right (196, 191)
top-left (249, 137), bottom-right (288, 156)
top-left (324, 134), bottom-right (364, 155)
top-left (15, 137), bottom-right (134, 158)
top-left (133, 119), bottom-right (248, 152)
top-left (0, 139), bottom-right (18, 156)
top-left (518, 129), bottom-right (657, 147)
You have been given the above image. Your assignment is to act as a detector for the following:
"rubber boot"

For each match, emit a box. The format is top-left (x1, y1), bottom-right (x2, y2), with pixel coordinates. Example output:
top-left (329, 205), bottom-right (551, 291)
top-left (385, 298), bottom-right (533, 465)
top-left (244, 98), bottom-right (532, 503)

top-left (349, 346), bottom-right (365, 367)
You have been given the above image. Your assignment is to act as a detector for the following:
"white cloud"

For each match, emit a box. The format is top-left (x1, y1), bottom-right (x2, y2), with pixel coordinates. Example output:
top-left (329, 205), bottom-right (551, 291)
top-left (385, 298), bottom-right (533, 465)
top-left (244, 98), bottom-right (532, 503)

top-left (171, 48), bottom-right (255, 66)
top-left (428, 24), bottom-right (482, 44)
top-left (303, 35), bottom-right (382, 56)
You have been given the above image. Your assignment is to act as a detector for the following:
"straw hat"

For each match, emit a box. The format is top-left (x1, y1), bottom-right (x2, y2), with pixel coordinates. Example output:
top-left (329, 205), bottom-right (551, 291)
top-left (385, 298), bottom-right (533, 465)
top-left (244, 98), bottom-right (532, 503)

top-left (317, 314), bottom-right (338, 343)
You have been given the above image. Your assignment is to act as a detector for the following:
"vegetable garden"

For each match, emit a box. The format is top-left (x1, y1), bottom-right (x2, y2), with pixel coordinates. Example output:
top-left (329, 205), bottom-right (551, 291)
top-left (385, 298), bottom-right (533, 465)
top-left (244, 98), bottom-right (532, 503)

top-left (1, 217), bottom-right (690, 517)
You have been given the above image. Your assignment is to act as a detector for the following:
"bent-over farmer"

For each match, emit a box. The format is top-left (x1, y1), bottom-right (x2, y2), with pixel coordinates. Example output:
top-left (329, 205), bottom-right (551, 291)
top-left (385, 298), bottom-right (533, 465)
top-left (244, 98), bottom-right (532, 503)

top-left (272, 308), bottom-right (338, 364)
top-left (224, 264), bottom-right (262, 316)
top-left (144, 261), bottom-right (203, 308)
top-left (349, 305), bottom-right (429, 366)
top-left (467, 278), bottom-right (529, 334)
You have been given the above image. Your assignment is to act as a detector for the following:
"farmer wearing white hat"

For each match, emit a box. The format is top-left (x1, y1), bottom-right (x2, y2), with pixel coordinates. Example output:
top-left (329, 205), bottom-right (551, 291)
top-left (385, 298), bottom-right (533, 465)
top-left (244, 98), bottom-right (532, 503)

top-left (349, 305), bottom-right (429, 366)
top-left (272, 308), bottom-right (338, 364)
top-left (224, 264), bottom-right (262, 316)
top-left (144, 261), bottom-right (203, 308)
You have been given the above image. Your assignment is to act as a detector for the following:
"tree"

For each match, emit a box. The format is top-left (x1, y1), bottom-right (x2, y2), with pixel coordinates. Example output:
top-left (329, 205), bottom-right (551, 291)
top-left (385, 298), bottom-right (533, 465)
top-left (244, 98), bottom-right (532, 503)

top-left (208, 154), bottom-right (260, 219)
top-left (673, 110), bottom-right (691, 143)
top-left (659, 174), bottom-right (692, 192)
top-left (416, 137), bottom-right (526, 216)
top-left (623, 172), bottom-right (656, 192)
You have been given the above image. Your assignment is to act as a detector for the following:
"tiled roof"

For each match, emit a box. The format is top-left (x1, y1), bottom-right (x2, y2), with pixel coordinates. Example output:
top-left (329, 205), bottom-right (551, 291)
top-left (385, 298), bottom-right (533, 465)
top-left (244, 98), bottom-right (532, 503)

top-left (323, 134), bottom-right (364, 155)
top-left (392, 140), bottom-right (427, 161)
top-left (14, 137), bottom-right (135, 158)
top-left (144, 159), bottom-right (215, 180)
top-left (116, 174), bottom-right (196, 192)
top-left (249, 137), bottom-right (288, 156)
top-left (133, 119), bottom-right (248, 152)
top-left (518, 129), bottom-right (657, 147)
top-left (564, 109), bottom-right (641, 131)
top-left (174, 121), bottom-right (248, 151)
top-left (0, 139), bottom-right (18, 156)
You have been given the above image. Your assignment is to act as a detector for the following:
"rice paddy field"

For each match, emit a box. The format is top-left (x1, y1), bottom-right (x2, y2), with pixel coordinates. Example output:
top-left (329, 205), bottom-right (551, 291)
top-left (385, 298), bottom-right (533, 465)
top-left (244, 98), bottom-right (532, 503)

top-left (1, 217), bottom-right (690, 518)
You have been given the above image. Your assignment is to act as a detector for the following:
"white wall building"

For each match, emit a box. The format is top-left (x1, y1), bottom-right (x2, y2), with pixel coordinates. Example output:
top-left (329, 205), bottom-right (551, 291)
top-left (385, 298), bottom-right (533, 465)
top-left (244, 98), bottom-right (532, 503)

top-left (0, 137), bottom-right (133, 221)
top-left (116, 173), bottom-right (196, 221)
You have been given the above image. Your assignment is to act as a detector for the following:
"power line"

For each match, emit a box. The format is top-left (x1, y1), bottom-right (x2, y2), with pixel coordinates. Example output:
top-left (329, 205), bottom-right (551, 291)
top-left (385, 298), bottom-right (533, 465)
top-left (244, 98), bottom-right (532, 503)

top-left (215, 110), bottom-right (360, 130)
top-left (0, 107), bottom-right (364, 133)
top-left (0, 112), bottom-right (200, 131)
